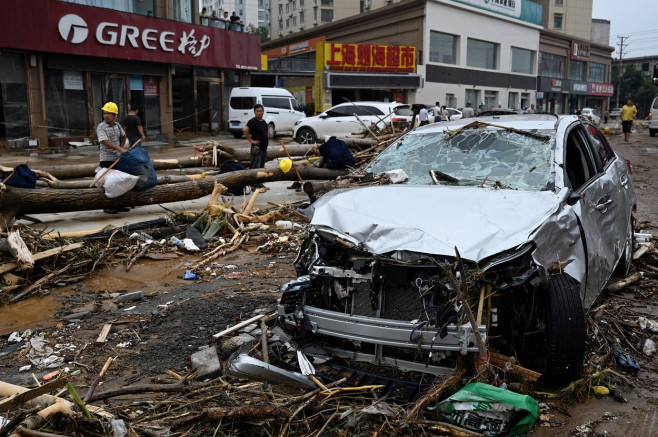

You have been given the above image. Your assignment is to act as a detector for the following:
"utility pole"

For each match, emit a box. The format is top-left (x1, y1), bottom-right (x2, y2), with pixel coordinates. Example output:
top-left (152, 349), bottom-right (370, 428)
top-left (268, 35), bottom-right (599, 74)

top-left (616, 35), bottom-right (629, 108)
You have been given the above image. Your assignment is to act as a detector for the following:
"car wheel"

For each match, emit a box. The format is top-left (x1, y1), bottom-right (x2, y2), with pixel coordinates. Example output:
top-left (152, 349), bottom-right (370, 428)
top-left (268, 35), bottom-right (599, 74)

top-left (651, 129), bottom-right (656, 137)
top-left (541, 274), bottom-right (585, 384)
top-left (232, 131), bottom-right (242, 139)
top-left (268, 123), bottom-right (275, 139)
top-left (296, 128), bottom-right (317, 144)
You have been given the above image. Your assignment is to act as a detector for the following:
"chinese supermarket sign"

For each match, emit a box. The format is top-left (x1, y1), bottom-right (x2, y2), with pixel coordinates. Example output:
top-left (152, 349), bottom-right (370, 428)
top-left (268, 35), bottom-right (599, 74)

top-left (319, 42), bottom-right (416, 73)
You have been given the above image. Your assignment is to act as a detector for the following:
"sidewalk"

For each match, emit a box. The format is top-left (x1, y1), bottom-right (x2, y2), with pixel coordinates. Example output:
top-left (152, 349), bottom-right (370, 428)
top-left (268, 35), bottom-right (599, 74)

top-left (4, 132), bottom-right (308, 234)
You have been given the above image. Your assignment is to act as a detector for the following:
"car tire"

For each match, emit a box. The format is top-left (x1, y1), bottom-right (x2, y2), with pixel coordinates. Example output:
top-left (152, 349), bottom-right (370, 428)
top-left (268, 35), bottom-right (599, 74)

top-left (542, 274), bottom-right (585, 384)
top-left (296, 128), bottom-right (317, 144)
top-left (232, 131), bottom-right (242, 139)
top-left (650, 129), bottom-right (656, 137)
top-left (268, 123), bottom-right (275, 139)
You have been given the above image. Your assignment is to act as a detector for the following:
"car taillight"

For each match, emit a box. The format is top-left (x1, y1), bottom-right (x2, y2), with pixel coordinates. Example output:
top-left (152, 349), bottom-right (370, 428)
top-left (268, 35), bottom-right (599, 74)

top-left (649, 111), bottom-right (653, 120)
top-left (626, 159), bottom-right (632, 174)
top-left (391, 117), bottom-right (406, 122)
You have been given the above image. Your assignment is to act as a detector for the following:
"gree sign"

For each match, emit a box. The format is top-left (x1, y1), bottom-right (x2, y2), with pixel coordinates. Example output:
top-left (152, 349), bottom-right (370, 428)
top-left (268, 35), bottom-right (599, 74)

top-left (0, 0), bottom-right (261, 70)
top-left (58, 13), bottom-right (211, 58)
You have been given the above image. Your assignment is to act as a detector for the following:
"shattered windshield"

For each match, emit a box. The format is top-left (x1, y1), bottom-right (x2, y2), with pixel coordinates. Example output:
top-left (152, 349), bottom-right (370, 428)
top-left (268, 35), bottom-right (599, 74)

top-left (367, 125), bottom-right (556, 191)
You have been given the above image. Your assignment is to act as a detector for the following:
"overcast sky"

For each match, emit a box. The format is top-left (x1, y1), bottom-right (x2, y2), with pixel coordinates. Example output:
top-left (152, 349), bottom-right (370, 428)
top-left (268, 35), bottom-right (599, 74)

top-left (592, 0), bottom-right (658, 59)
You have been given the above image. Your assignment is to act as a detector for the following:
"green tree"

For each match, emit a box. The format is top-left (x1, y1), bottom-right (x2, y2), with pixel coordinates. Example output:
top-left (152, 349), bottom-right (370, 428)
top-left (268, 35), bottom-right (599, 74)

top-left (246, 24), bottom-right (269, 43)
top-left (612, 64), bottom-right (658, 116)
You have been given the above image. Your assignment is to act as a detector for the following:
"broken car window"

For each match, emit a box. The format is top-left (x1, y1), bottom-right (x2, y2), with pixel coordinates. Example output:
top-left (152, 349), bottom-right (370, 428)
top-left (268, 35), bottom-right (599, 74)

top-left (367, 128), bottom-right (556, 191)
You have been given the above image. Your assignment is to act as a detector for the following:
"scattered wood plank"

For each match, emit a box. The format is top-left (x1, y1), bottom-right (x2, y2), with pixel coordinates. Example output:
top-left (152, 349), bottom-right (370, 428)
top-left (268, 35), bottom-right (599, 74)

top-left (212, 312), bottom-right (275, 339)
top-left (0, 242), bottom-right (84, 275)
top-left (96, 324), bottom-right (112, 343)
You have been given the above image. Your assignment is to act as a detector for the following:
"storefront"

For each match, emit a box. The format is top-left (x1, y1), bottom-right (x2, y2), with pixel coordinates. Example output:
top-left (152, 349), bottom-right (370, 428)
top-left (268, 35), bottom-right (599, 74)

top-left (569, 80), bottom-right (589, 113)
top-left (0, 0), bottom-right (260, 148)
top-left (314, 42), bottom-right (422, 113)
top-left (537, 77), bottom-right (568, 114)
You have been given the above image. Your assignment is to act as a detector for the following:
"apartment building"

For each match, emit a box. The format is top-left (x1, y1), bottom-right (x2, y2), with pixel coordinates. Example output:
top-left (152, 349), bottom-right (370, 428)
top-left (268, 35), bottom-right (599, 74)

top-left (202, 0), bottom-right (270, 29)
top-left (0, 0), bottom-right (261, 148)
top-left (531, 0), bottom-right (592, 41)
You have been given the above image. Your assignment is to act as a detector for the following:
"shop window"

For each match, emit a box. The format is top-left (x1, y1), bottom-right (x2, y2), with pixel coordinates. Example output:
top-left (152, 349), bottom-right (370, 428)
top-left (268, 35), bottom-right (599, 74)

top-left (508, 92), bottom-right (518, 109)
top-left (445, 93), bottom-right (456, 108)
top-left (587, 62), bottom-right (605, 82)
top-left (44, 69), bottom-right (89, 139)
top-left (465, 89), bottom-right (479, 110)
top-left (467, 39), bottom-right (497, 70)
top-left (0, 53), bottom-right (30, 140)
top-left (429, 31), bottom-right (457, 65)
top-left (569, 60), bottom-right (585, 80)
top-left (173, 0), bottom-right (193, 23)
top-left (539, 52), bottom-right (565, 78)
top-left (484, 91), bottom-right (498, 110)
top-left (511, 47), bottom-right (535, 74)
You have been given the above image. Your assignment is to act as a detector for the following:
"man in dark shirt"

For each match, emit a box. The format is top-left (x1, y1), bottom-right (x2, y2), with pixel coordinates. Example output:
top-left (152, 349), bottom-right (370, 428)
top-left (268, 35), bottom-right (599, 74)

top-left (243, 104), bottom-right (269, 170)
top-left (123, 104), bottom-right (146, 147)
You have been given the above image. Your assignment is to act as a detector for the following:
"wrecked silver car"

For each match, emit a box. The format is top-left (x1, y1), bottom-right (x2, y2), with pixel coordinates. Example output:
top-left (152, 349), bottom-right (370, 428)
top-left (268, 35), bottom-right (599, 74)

top-left (278, 115), bottom-right (636, 384)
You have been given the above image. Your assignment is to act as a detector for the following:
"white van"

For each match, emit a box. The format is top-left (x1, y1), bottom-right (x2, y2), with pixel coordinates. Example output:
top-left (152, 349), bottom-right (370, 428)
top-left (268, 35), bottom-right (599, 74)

top-left (228, 87), bottom-right (306, 138)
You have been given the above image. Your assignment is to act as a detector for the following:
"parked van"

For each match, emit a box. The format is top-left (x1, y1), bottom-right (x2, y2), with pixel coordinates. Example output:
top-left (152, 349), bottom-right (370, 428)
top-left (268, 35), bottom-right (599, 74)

top-left (228, 87), bottom-right (305, 138)
top-left (649, 96), bottom-right (658, 137)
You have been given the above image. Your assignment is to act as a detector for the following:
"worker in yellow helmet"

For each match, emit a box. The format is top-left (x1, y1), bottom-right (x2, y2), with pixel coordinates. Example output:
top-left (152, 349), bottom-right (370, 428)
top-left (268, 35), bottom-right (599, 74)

top-left (96, 102), bottom-right (129, 213)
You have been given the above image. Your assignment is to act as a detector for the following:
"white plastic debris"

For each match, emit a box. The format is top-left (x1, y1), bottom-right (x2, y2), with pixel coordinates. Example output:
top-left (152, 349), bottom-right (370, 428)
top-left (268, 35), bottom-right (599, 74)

top-left (638, 317), bottom-right (658, 333)
top-left (19, 365), bottom-right (32, 372)
top-left (383, 169), bottom-right (408, 184)
top-left (182, 238), bottom-right (200, 251)
top-left (643, 339), bottom-right (656, 356)
top-left (8, 332), bottom-right (22, 343)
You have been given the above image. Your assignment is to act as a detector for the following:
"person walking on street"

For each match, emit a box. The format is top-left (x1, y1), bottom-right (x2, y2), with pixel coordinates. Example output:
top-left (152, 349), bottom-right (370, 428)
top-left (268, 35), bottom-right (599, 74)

top-left (418, 106), bottom-right (429, 126)
top-left (123, 104), bottom-right (146, 148)
top-left (96, 102), bottom-right (129, 213)
top-left (619, 98), bottom-right (637, 142)
top-left (243, 104), bottom-right (269, 188)
top-left (525, 103), bottom-right (536, 114)
top-left (461, 101), bottom-right (475, 118)
top-left (433, 102), bottom-right (441, 122)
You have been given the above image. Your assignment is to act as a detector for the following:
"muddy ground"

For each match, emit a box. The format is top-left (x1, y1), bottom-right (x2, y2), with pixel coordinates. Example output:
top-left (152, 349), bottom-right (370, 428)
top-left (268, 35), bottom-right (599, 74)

top-left (1, 129), bottom-right (658, 436)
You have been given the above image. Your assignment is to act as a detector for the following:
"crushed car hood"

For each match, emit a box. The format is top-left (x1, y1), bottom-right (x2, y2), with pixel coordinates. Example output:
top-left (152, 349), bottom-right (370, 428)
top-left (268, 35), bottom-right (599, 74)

top-left (306, 185), bottom-right (562, 262)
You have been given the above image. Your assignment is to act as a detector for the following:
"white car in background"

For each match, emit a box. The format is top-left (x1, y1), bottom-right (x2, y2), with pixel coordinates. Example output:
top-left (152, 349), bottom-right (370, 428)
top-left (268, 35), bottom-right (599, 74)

top-left (580, 107), bottom-right (601, 125)
top-left (294, 101), bottom-right (406, 144)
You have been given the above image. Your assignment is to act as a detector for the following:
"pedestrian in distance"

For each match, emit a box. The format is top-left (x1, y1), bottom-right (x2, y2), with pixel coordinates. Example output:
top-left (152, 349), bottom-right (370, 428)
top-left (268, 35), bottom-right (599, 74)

top-left (461, 101), bottom-right (475, 118)
top-left (243, 104), bottom-right (269, 189)
top-left (123, 104), bottom-right (146, 148)
top-left (526, 103), bottom-right (535, 114)
top-left (619, 98), bottom-right (637, 142)
top-left (433, 102), bottom-right (441, 122)
top-left (96, 102), bottom-right (130, 213)
top-left (419, 106), bottom-right (429, 126)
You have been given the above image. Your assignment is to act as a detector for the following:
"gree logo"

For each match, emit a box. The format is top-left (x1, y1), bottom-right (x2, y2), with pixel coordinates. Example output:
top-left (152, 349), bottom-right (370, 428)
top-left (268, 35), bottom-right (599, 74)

top-left (58, 14), bottom-right (89, 44)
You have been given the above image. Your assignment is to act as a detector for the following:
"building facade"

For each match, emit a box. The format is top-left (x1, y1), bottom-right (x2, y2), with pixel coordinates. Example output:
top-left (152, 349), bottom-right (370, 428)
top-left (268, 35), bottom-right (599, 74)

top-left (532, 0), bottom-right (593, 41)
top-left (261, 0), bottom-right (614, 116)
top-left (0, 0), bottom-right (260, 148)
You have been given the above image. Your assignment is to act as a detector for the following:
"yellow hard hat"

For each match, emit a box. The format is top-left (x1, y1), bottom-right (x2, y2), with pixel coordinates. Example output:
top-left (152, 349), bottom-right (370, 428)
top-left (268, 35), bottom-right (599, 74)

top-left (279, 158), bottom-right (293, 173)
top-left (101, 102), bottom-right (119, 114)
top-left (603, 126), bottom-right (610, 134)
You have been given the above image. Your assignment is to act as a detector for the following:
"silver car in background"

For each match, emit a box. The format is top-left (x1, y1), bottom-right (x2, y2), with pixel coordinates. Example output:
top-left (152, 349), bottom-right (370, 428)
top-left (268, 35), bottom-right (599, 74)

top-left (279, 115), bottom-right (635, 385)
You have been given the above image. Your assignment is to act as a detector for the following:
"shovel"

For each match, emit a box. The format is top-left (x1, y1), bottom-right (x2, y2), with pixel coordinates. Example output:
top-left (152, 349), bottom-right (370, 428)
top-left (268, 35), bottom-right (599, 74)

top-left (297, 350), bottom-right (328, 391)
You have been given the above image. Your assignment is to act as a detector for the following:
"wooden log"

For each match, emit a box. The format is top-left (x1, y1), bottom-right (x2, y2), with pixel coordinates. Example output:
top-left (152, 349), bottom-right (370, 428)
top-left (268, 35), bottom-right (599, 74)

top-left (32, 157), bottom-right (205, 180)
top-left (199, 143), bottom-right (316, 162)
top-left (0, 167), bottom-right (345, 230)
top-left (0, 242), bottom-right (84, 275)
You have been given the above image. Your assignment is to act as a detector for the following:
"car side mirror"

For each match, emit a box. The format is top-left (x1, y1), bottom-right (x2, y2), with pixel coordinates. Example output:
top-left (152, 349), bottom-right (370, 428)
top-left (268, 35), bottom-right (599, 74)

top-left (566, 190), bottom-right (581, 206)
top-left (319, 114), bottom-right (327, 119)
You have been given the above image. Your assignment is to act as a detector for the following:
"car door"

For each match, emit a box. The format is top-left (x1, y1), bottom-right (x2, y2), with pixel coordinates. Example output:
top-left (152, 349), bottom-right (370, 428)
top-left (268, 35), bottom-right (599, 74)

top-left (320, 105), bottom-right (357, 138)
top-left (564, 121), bottom-right (626, 307)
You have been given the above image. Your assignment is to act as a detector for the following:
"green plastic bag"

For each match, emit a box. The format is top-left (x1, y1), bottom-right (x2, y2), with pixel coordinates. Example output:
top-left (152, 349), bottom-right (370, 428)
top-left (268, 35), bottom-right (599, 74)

top-left (436, 382), bottom-right (538, 436)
